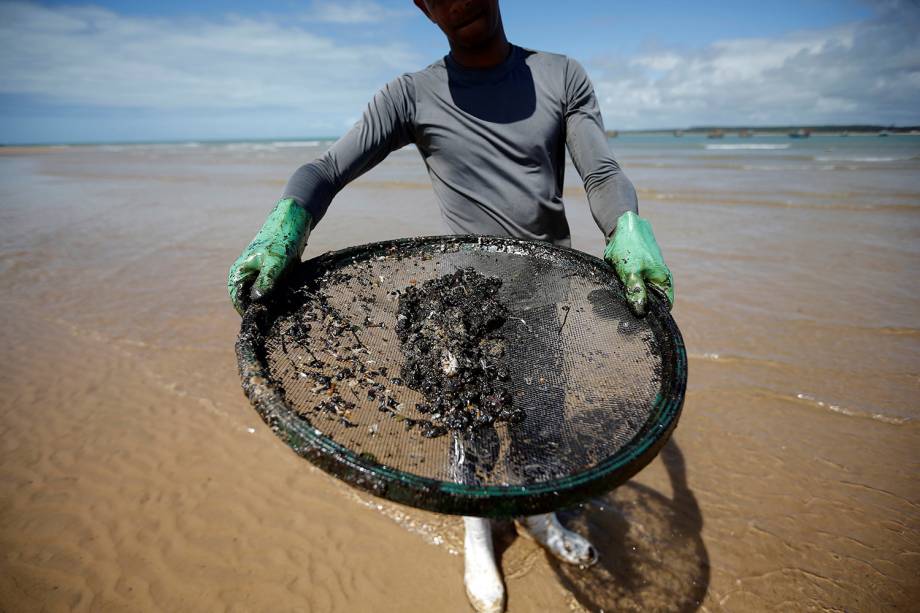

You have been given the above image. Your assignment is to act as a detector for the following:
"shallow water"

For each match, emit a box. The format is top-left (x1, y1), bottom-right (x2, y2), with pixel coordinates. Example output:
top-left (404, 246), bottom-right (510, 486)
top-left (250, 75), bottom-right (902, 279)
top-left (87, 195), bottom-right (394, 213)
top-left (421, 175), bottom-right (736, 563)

top-left (1, 135), bottom-right (918, 611)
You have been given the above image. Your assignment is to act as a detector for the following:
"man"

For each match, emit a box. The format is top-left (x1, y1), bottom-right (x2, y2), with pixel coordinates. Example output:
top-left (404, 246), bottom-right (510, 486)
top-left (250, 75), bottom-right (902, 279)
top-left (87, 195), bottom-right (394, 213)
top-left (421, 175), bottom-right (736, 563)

top-left (229, 1), bottom-right (674, 611)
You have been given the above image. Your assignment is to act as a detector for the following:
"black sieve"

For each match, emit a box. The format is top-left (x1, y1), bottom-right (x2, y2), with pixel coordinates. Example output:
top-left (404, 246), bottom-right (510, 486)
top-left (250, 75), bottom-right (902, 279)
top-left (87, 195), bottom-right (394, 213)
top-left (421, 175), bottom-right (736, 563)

top-left (236, 235), bottom-right (686, 517)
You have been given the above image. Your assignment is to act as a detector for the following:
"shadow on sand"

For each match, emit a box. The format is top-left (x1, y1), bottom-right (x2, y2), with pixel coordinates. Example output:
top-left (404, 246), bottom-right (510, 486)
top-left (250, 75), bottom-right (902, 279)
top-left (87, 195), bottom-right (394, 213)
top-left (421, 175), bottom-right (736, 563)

top-left (543, 441), bottom-right (710, 611)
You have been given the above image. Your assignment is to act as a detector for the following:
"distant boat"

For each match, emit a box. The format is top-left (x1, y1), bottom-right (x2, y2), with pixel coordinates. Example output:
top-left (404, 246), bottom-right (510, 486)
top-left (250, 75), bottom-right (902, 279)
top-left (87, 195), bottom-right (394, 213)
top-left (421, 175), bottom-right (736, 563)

top-left (707, 129), bottom-right (724, 139)
top-left (606, 130), bottom-right (619, 138)
top-left (788, 128), bottom-right (811, 138)
top-left (738, 129), bottom-right (753, 138)
top-left (878, 131), bottom-right (891, 137)
top-left (840, 131), bottom-right (849, 137)
top-left (673, 130), bottom-right (684, 137)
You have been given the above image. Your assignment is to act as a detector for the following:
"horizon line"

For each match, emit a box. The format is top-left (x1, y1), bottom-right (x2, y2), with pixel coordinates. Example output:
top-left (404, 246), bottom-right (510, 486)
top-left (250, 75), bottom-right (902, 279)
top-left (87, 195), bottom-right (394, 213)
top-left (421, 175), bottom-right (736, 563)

top-left (4, 124), bottom-right (919, 147)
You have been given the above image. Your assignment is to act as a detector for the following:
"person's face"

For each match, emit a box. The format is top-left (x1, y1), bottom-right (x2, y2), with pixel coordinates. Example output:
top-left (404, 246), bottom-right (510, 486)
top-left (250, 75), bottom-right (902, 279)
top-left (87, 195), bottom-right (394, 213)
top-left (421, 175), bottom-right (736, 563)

top-left (414, 0), bottom-right (503, 49)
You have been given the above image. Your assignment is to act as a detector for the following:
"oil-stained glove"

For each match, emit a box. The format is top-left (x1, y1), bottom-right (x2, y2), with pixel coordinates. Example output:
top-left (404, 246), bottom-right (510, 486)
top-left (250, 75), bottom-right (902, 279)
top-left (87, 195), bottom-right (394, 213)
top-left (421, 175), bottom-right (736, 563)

top-left (228, 198), bottom-right (312, 315)
top-left (604, 211), bottom-right (674, 317)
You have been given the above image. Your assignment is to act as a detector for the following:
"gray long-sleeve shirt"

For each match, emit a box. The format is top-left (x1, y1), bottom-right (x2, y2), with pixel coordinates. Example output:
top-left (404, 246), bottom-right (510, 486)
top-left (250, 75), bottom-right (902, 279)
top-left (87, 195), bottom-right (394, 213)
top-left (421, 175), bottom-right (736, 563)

top-left (283, 45), bottom-right (637, 247)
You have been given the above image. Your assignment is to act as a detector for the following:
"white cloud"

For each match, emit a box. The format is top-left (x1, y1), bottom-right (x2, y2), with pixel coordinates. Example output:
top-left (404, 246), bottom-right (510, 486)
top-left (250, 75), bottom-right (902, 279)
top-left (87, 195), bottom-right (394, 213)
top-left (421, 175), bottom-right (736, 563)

top-left (591, 3), bottom-right (920, 128)
top-left (631, 53), bottom-right (682, 72)
top-left (0, 2), bottom-right (419, 112)
top-left (305, 1), bottom-right (406, 24)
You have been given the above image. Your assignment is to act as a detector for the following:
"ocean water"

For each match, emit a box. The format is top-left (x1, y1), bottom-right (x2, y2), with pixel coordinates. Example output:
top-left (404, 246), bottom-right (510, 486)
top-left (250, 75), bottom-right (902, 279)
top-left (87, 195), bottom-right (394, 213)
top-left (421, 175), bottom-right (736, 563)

top-left (609, 135), bottom-right (920, 424)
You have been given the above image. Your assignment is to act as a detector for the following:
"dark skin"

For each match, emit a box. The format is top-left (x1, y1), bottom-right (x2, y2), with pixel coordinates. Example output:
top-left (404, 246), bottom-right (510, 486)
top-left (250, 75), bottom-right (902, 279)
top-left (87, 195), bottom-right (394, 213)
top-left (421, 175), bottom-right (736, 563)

top-left (413, 0), bottom-right (511, 69)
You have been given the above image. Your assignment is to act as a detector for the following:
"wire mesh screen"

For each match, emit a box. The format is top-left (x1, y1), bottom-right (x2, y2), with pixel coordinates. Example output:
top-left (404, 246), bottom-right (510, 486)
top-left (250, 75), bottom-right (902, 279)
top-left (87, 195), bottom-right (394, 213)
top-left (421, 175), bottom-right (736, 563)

top-left (237, 236), bottom-right (685, 517)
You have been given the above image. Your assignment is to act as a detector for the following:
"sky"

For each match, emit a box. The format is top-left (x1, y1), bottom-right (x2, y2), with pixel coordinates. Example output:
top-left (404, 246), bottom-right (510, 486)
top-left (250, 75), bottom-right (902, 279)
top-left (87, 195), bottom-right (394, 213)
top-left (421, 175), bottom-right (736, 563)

top-left (1, 0), bottom-right (918, 144)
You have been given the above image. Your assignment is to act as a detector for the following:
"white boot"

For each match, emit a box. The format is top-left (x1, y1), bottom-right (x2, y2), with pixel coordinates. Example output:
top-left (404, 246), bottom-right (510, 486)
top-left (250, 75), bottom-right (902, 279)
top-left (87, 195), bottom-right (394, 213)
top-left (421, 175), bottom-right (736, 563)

top-left (518, 512), bottom-right (598, 566)
top-left (463, 516), bottom-right (505, 613)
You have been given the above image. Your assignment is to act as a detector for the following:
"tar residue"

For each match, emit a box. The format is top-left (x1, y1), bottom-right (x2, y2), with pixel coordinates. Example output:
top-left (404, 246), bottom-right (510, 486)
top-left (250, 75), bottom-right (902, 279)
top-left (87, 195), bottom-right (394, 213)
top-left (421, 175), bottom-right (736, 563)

top-left (395, 268), bottom-right (522, 438)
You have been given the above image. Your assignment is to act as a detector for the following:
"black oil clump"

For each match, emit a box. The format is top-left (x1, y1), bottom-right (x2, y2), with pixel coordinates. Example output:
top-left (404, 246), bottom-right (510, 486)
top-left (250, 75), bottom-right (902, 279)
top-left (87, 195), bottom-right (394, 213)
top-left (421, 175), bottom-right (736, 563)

top-left (395, 268), bottom-right (521, 438)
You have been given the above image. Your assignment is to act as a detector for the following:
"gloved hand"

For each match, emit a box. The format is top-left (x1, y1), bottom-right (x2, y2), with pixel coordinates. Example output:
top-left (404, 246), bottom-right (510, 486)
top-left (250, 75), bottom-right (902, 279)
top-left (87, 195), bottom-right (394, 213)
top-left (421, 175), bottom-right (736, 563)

top-left (604, 211), bottom-right (674, 316)
top-left (228, 198), bottom-right (312, 315)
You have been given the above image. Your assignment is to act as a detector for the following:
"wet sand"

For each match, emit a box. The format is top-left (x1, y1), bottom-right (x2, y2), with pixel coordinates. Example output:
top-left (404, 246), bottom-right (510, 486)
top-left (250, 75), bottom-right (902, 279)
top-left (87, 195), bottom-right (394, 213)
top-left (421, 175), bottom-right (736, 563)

top-left (1, 138), bottom-right (918, 611)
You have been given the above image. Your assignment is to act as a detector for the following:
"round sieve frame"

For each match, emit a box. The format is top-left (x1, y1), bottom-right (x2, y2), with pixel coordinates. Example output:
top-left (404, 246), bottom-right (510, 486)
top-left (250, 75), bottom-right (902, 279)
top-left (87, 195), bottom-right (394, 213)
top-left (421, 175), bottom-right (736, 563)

top-left (236, 235), bottom-right (686, 517)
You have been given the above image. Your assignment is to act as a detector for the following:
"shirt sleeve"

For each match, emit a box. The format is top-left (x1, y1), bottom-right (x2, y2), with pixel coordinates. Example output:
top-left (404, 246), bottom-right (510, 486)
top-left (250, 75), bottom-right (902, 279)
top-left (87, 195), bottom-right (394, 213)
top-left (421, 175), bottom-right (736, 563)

top-left (282, 75), bottom-right (417, 226)
top-left (563, 58), bottom-right (638, 240)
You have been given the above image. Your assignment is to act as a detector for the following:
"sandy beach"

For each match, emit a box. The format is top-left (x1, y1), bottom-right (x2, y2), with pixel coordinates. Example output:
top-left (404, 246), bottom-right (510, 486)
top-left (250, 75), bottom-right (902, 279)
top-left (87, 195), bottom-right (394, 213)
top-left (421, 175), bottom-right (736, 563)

top-left (1, 136), bottom-right (918, 611)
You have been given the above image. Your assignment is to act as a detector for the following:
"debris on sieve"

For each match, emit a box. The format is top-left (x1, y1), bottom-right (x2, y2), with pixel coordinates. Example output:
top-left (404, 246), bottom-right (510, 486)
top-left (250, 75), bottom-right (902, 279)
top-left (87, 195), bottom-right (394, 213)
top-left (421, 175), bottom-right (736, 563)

top-left (395, 267), bottom-right (522, 438)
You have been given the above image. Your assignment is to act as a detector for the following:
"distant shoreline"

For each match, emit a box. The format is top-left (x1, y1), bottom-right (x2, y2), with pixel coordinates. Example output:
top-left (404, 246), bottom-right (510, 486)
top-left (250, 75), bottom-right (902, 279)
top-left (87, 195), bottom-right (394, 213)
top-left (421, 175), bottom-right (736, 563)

top-left (3, 126), bottom-right (919, 148)
top-left (607, 125), bottom-right (920, 138)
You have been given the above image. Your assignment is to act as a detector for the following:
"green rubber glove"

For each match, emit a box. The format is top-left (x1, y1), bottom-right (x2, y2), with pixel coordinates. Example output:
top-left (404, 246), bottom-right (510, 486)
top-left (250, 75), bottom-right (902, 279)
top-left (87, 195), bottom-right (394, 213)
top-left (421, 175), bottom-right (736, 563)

top-left (604, 211), bottom-right (674, 316)
top-left (228, 198), bottom-right (312, 315)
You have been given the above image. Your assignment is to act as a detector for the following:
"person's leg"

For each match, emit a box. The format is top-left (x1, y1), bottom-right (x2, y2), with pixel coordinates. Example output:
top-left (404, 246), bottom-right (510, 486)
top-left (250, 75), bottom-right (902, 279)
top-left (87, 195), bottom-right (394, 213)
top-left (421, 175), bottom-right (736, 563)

top-left (505, 303), bottom-right (598, 566)
top-left (463, 516), bottom-right (505, 613)
top-left (450, 428), bottom-right (505, 611)
top-left (517, 512), bottom-right (597, 566)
